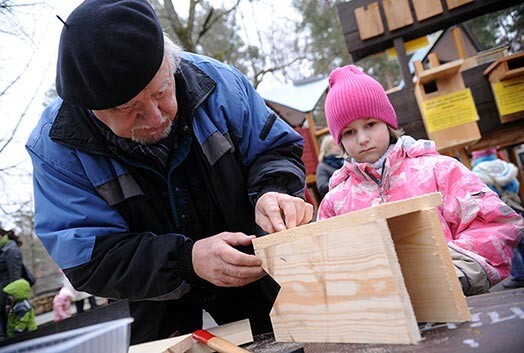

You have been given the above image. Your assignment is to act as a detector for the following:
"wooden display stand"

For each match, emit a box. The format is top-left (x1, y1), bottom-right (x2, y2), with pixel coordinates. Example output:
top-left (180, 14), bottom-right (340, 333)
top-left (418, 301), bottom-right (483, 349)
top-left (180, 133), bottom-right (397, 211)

top-left (483, 51), bottom-right (524, 123)
top-left (253, 193), bottom-right (470, 345)
top-left (414, 54), bottom-right (481, 151)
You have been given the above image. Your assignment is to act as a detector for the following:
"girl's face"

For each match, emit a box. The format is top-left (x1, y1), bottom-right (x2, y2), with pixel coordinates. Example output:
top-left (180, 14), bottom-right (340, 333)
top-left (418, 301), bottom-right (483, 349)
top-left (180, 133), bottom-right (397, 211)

top-left (340, 118), bottom-right (390, 164)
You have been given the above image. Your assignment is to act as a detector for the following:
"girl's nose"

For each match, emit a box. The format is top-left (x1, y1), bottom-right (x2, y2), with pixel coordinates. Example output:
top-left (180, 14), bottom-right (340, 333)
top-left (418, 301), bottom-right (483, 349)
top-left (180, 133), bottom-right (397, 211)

top-left (357, 131), bottom-right (369, 145)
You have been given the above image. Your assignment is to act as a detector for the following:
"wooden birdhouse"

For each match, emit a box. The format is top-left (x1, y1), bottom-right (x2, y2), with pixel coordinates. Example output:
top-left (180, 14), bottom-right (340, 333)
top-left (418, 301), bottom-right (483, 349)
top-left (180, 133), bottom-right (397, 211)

top-left (253, 193), bottom-right (470, 345)
top-left (413, 54), bottom-right (481, 151)
top-left (483, 51), bottom-right (524, 124)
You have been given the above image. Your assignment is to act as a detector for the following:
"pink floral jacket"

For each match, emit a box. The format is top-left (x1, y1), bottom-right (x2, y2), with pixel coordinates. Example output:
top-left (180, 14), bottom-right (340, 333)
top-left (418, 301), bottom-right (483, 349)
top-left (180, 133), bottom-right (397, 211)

top-left (318, 136), bottom-right (523, 286)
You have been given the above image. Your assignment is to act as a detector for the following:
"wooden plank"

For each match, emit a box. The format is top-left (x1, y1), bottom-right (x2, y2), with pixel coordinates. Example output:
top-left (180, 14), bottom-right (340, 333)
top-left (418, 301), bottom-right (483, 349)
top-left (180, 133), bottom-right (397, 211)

top-left (500, 67), bottom-right (524, 81)
top-left (338, 0), bottom-right (522, 61)
top-left (483, 51), bottom-right (524, 76)
top-left (354, 2), bottom-right (384, 40)
top-left (446, 0), bottom-right (475, 10)
top-left (382, 0), bottom-right (413, 31)
top-left (452, 27), bottom-right (468, 59)
top-left (129, 319), bottom-right (253, 353)
top-left (418, 59), bottom-right (463, 84)
top-left (253, 193), bottom-right (442, 249)
top-left (466, 119), bottom-right (524, 151)
top-left (256, 219), bottom-right (421, 344)
top-left (253, 193), bottom-right (472, 344)
top-left (430, 122), bottom-right (480, 151)
top-left (412, 0), bottom-right (443, 21)
top-left (388, 210), bottom-right (470, 322)
top-left (129, 335), bottom-right (193, 353)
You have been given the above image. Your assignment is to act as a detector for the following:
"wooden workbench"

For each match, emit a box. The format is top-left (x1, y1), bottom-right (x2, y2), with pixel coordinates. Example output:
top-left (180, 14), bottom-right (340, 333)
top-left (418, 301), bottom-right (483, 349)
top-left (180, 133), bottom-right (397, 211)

top-left (244, 288), bottom-right (524, 353)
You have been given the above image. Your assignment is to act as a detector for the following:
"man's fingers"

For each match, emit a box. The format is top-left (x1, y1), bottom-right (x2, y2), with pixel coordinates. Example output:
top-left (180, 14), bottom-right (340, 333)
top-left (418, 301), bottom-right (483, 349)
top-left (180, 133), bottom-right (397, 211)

top-left (303, 203), bottom-right (314, 225)
top-left (222, 263), bottom-right (265, 281)
top-left (220, 248), bottom-right (261, 267)
top-left (293, 198), bottom-right (305, 227)
top-left (297, 202), bottom-right (314, 226)
top-left (256, 216), bottom-right (275, 234)
top-left (265, 204), bottom-right (287, 232)
top-left (281, 198), bottom-right (297, 229)
top-left (220, 232), bottom-right (256, 247)
top-left (255, 192), bottom-right (314, 233)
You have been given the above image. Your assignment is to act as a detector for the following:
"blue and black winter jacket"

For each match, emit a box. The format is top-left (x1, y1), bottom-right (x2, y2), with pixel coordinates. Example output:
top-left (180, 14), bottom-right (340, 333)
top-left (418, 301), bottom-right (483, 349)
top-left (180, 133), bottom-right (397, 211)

top-left (26, 53), bottom-right (305, 340)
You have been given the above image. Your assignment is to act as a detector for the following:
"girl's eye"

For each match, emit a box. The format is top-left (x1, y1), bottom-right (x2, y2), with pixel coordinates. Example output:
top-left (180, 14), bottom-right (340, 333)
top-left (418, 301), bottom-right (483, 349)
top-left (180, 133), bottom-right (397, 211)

top-left (343, 130), bottom-right (353, 136)
top-left (367, 121), bottom-right (376, 128)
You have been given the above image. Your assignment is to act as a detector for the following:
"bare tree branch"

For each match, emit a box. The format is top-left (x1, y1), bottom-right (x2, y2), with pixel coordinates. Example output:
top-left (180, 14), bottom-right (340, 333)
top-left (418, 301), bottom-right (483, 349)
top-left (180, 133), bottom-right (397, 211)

top-left (195, 0), bottom-right (241, 47)
top-left (0, 59), bottom-right (51, 154)
top-left (0, 54), bottom-right (32, 96)
top-left (252, 56), bottom-right (307, 89)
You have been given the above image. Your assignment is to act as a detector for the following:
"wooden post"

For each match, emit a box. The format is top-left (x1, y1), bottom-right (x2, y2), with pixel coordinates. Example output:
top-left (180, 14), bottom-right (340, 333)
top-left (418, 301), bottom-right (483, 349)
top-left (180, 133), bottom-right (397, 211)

top-left (394, 37), bottom-right (413, 89)
top-left (452, 26), bottom-right (467, 59)
top-left (305, 112), bottom-right (320, 157)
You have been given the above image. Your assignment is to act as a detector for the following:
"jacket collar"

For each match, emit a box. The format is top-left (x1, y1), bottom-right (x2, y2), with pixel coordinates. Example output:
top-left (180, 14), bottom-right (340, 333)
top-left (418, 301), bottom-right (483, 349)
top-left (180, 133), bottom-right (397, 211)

top-left (49, 57), bottom-right (216, 155)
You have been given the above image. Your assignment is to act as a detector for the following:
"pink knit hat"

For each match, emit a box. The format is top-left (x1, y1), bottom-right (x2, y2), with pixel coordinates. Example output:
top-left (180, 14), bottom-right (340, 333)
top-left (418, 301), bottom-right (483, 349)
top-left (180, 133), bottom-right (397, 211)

top-left (324, 65), bottom-right (397, 144)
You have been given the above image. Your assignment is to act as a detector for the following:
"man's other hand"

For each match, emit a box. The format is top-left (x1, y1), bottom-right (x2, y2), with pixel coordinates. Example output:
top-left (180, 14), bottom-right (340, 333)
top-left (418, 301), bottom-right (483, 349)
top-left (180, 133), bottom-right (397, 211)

top-left (192, 232), bottom-right (265, 287)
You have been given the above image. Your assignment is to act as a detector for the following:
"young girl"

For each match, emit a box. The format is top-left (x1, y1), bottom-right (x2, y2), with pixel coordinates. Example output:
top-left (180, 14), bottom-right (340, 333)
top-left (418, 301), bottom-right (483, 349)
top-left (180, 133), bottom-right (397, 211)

top-left (318, 65), bottom-right (524, 296)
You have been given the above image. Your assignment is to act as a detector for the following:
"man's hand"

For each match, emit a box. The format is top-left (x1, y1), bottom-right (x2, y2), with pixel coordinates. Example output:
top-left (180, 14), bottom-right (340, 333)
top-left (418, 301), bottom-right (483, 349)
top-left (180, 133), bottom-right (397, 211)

top-left (192, 232), bottom-right (265, 287)
top-left (255, 192), bottom-right (314, 233)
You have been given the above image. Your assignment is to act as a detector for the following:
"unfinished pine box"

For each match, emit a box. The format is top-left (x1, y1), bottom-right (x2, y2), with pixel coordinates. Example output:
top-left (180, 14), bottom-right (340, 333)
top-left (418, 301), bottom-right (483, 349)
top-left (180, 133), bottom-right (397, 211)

top-left (484, 51), bottom-right (524, 124)
top-left (413, 54), bottom-right (481, 151)
top-left (253, 193), bottom-right (470, 345)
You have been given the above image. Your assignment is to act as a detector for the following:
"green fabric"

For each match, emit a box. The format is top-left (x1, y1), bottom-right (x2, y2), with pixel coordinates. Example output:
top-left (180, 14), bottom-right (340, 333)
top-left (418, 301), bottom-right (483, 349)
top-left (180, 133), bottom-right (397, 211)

top-left (7, 307), bottom-right (36, 338)
top-left (0, 235), bottom-right (8, 249)
top-left (3, 278), bottom-right (30, 301)
top-left (3, 279), bottom-right (36, 338)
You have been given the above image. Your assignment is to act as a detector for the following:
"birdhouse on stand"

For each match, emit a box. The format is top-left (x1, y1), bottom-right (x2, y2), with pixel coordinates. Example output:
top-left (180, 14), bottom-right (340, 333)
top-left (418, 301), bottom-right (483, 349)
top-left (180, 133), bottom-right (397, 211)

top-left (414, 53), bottom-right (481, 151)
top-left (484, 51), bottom-right (524, 124)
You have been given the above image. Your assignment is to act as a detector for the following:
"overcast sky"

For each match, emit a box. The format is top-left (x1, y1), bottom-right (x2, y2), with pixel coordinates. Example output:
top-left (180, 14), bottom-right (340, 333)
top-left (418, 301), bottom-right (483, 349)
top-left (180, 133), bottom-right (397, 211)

top-left (0, 1), bottom-right (81, 222)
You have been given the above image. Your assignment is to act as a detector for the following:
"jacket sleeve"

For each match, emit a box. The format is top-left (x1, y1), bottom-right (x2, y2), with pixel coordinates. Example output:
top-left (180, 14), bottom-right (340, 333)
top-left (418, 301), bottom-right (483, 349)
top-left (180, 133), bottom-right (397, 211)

top-left (317, 194), bottom-right (336, 220)
top-left (27, 138), bottom-right (194, 301)
top-left (316, 163), bottom-right (331, 199)
top-left (224, 67), bottom-right (306, 202)
top-left (5, 245), bottom-right (22, 283)
top-left (434, 156), bottom-right (524, 286)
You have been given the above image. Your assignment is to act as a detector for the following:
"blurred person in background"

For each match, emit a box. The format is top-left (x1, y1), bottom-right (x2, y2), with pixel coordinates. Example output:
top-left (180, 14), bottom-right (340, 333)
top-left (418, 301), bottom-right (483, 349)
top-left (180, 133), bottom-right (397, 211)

top-left (316, 134), bottom-right (345, 200)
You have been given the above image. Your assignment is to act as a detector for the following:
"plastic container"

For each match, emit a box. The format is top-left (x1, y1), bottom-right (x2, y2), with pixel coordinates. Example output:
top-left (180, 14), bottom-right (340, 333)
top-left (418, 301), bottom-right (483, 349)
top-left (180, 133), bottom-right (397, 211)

top-left (0, 318), bottom-right (133, 353)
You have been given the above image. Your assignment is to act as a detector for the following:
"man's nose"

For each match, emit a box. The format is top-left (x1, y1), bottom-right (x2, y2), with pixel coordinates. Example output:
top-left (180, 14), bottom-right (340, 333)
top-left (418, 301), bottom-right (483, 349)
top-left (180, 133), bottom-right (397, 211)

top-left (141, 99), bottom-right (163, 125)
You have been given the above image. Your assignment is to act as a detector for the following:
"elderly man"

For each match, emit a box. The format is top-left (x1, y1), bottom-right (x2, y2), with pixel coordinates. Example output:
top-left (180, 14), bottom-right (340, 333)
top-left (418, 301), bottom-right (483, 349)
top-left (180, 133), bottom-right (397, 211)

top-left (26, 0), bottom-right (312, 344)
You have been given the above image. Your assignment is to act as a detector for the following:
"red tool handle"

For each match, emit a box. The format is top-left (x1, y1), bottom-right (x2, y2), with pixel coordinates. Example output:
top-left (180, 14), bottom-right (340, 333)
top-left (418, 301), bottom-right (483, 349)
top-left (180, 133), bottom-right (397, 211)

top-left (193, 329), bottom-right (251, 353)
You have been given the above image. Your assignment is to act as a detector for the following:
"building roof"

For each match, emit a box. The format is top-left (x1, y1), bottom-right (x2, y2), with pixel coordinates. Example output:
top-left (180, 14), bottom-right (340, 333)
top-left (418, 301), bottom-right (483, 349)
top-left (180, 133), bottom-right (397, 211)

top-left (258, 76), bottom-right (328, 127)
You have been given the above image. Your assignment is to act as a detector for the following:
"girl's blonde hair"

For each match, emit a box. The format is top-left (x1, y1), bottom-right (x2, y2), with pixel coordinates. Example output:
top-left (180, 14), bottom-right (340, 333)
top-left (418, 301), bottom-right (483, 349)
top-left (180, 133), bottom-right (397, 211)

top-left (388, 126), bottom-right (404, 142)
top-left (318, 135), bottom-right (337, 162)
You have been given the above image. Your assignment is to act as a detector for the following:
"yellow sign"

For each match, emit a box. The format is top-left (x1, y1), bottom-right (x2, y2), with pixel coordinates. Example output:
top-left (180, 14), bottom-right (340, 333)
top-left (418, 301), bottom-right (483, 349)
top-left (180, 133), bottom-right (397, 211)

top-left (422, 89), bottom-right (478, 133)
top-left (386, 36), bottom-right (430, 60)
top-left (492, 77), bottom-right (524, 116)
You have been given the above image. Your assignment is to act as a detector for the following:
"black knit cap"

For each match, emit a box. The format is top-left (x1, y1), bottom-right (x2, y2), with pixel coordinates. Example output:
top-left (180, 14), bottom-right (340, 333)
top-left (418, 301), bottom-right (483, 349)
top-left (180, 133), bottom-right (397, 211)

top-left (56, 0), bottom-right (164, 110)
